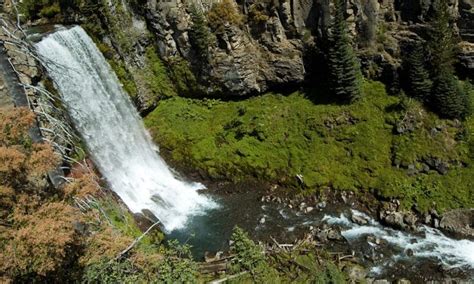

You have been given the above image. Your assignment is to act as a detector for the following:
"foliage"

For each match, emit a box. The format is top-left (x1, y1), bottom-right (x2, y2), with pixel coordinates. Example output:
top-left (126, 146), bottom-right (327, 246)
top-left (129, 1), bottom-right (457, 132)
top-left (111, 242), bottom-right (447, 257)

top-left (404, 41), bottom-right (432, 102)
top-left (156, 240), bottom-right (199, 283)
top-left (143, 47), bottom-right (177, 99)
top-left (327, 0), bottom-right (362, 102)
top-left (207, 0), bottom-right (244, 33)
top-left (248, 3), bottom-right (270, 26)
top-left (0, 202), bottom-right (82, 278)
top-left (189, 4), bottom-right (213, 62)
top-left (230, 226), bottom-right (266, 272)
top-left (168, 56), bottom-right (203, 97)
top-left (82, 258), bottom-right (143, 284)
top-left (431, 71), bottom-right (471, 119)
top-left (428, 0), bottom-right (458, 76)
top-left (145, 81), bottom-right (474, 212)
top-left (19, 0), bottom-right (79, 19)
top-left (108, 60), bottom-right (138, 99)
top-left (426, 0), bottom-right (470, 119)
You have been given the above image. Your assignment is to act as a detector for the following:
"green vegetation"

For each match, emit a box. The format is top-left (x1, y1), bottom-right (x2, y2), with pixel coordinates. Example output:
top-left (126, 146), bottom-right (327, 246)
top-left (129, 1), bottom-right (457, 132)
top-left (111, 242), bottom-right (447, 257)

top-left (327, 0), bottom-right (362, 102)
top-left (146, 81), bottom-right (474, 213)
top-left (424, 0), bottom-right (471, 119)
top-left (226, 226), bottom-right (347, 283)
top-left (189, 4), bottom-right (213, 63)
top-left (405, 41), bottom-right (432, 102)
top-left (207, 0), bottom-right (244, 33)
top-left (19, 0), bottom-right (78, 19)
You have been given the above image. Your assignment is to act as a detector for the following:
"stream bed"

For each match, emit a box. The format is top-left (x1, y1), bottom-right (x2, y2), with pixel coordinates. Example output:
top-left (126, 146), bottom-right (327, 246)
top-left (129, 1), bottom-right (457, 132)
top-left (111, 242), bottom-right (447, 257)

top-left (168, 190), bottom-right (474, 282)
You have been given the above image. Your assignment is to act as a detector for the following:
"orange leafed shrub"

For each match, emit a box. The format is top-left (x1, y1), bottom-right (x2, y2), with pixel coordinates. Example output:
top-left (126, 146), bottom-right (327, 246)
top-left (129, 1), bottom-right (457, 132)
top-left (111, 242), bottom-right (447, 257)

top-left (0, 202), bottom-right (82, 277)
top-left (0, 146), bottom-right (26, 174)
top-left (0, 185), bottom-right (14, 218)
top-left (0, 107), bottom-right (35, 146)
top-left (27, 143), bottom-right (60, 176)
top-left (80, 226), bottom-right (133, 265)
top-left (64, 173), bottom-right (101, 198)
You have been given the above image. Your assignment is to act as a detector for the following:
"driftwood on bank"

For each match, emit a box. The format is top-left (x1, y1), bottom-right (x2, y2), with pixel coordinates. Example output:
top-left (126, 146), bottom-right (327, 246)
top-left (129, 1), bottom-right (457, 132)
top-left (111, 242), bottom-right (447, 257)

top-left (209, 271), bottom-right (249, 284)
top-left (115, 221), bottom-right (161, 261)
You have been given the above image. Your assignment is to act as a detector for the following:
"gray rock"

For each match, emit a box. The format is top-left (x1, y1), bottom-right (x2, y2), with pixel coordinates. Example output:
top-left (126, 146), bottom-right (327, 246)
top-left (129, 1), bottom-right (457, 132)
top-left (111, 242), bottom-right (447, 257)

top-left (383, 211), bottom-right (406, 229)
top-left (344, 264), bottom-right (367, 281)
top-left (440, 209), bottom-right (474, 238)
top-left (352, 214), bottom-right (369, 225)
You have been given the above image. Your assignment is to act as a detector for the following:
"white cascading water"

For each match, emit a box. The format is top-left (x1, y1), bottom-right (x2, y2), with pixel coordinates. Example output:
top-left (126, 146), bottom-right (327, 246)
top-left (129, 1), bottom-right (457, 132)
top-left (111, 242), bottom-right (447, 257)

top-left (36, 26), bottom-right (216, 231)
top-left (323, 210), bottom-right (474, 275)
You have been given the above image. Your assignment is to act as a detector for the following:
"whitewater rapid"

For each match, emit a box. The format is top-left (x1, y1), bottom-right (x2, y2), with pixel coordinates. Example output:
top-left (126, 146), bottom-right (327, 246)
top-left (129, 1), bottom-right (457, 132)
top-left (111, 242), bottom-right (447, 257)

top-left (36, 26), bottom-right (216, 231)
top-left (323, 210), bottom-right (474, 276)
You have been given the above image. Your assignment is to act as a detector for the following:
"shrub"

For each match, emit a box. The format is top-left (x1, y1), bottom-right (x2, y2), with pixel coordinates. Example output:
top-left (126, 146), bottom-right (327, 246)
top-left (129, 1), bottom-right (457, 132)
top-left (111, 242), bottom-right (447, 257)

top-left (156, 240), bottom-right (198, 283)
top-left (207, 0), bottom-right (243, 33)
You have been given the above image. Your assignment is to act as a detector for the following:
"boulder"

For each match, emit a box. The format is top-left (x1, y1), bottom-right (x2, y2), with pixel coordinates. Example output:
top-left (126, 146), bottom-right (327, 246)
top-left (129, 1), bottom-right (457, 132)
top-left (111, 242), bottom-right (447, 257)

top-left (440, 209), bottom-right (474, 238)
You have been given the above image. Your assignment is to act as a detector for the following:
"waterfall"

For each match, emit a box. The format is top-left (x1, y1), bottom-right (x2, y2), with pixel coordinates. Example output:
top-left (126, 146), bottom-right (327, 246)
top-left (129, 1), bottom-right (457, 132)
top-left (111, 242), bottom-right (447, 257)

top-left (35, 26), bottom-right (216, 231)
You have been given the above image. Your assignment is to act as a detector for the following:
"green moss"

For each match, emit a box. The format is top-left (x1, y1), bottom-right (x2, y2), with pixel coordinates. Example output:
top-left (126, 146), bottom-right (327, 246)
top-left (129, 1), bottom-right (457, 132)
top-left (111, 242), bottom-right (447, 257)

top-left (108, 60), bottom-right (139, 99)
top-left (145, 81), bottom-right (474, 212)
top-left (142, 47), bottom-right (177, 99)
top-left (99, 198), bottom-right (163, 247)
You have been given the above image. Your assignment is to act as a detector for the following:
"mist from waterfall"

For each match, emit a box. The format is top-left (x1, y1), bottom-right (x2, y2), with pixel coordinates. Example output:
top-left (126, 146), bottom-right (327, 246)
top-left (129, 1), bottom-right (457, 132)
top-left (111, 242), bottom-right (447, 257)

top-left (36, 26), bottom-right (216, 231)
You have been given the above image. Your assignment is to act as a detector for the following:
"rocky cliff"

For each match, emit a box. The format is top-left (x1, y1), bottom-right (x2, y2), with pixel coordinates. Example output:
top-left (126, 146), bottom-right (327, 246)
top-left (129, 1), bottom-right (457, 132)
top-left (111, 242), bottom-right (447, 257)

top-left (1, 0), bottom-right (473, 108)
top-left (141, 0), bottom-right (473, 97)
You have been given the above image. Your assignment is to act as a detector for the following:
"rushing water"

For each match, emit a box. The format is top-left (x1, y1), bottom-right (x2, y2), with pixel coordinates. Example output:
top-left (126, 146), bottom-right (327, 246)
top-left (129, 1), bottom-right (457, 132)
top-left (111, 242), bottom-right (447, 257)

top-left (34, 25), bottom-right (474, 281)
top-left (171, 190), bottom-right (474, 280)
top-left (35, 26), bottom-right (216, 231)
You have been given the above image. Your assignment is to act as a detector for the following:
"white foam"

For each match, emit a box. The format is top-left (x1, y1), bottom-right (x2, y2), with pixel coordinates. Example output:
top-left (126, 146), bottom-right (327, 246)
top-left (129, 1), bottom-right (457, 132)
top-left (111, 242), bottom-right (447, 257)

top-left (36, 26), bottom-right (217, 231)
top-left (324, 210), bottom-right (474, 271)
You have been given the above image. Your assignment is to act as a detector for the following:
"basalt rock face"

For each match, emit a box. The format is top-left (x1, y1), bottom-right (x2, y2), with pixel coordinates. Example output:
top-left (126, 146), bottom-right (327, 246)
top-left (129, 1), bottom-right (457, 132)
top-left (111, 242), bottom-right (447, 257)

top-left (144, 0), bottom-right (306, 96)
top-left (3, 0), bottom-right (472, 100)
top-left (139, 0), bottom-right (472, 97)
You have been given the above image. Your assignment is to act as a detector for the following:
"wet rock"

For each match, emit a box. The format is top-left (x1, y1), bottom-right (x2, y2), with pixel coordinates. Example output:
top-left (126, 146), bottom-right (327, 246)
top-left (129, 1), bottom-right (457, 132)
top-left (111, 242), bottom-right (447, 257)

top-left (343, 264), bottom-right (367, 282)
top-left (433, 218), bottom-right (440, 229)
top-left (382, 211), bottom-right (406, 229)
top-left (424, 213), bottom-right (432, 225)
top-left (405, 248), bottom-right (414, 257)
top-left (327, 228), bottom-right (343, 241)
top-left (352, 214), bottom-right (369, 225)
top-left (305, 206), bottom-right (314, 213)
top-left (440, 209), bottom-right (474, 238)
top-left (403, 212), bottom-right (418, 226)
top-left (317, 201), bottom-right (327, 209)
top-left (396, 279), bottom-right (411, 284)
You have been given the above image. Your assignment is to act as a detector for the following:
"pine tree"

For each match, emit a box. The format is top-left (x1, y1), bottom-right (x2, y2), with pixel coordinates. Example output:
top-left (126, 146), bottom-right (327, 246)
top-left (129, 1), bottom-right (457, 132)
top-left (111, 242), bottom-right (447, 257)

top-left (427, 0), bottom-right (469, 119)
top-left (189, 4), bottom-right (212, 63)
top-left (432, 71), bottom-right (469, 119)
top-left (405, 41), bottom-right (432, 102)
top-left (428, 0), bottom-right (457, 76)
top-left (328, 0), bottom-right (362, 102)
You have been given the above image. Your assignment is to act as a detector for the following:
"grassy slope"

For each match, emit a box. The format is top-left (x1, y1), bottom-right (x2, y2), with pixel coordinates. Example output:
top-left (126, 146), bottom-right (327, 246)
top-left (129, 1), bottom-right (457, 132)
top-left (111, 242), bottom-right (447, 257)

top-left (145, 81), bottom-right (474, 213)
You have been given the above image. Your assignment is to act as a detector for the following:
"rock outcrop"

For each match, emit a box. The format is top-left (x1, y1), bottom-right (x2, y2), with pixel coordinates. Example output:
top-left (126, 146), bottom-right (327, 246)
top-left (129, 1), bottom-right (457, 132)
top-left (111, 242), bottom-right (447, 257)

top-left (2, 0), bottom-right (472, 102)
top-left (139, 0), bottom-right (473, 97)
top-left (440, 209), bottom-right (474, 238)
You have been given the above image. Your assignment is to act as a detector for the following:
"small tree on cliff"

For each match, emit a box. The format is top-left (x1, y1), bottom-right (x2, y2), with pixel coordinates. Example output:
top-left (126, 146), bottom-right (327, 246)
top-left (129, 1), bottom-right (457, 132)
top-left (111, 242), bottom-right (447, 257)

top-left (189, 4), bottom-right (212, 63)
top-left (405, 41), bottom-right (432, 102)
top-left (327, 0), bottom-right (362, 102)
top-left (427, 0), bottom-right (470, 119)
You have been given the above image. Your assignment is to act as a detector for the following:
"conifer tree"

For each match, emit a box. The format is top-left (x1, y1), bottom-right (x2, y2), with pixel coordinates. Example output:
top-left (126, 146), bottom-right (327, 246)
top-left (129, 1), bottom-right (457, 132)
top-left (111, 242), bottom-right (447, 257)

top-left (431, 71), bottom-right (470, 119)
top-left (405, 41), bottom-right (432, 102)
top-left (189, 4), bottom-right (212, 63)
top-left (328, 0), bottom-right (362, 102)
top-left (427, 0), bottom-right (470, 119)
top-left (428, 0), bottom-right (457, 76)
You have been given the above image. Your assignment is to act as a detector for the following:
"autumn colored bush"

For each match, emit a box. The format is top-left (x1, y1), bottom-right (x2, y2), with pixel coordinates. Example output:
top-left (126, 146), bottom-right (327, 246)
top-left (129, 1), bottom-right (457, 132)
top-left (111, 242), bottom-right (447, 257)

top-left (207, 0), bottom-right (243, 33)
top-left (0, 202), bottom-right (82, 277)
